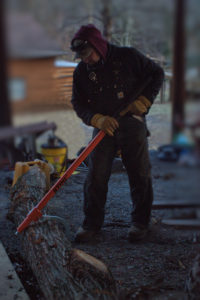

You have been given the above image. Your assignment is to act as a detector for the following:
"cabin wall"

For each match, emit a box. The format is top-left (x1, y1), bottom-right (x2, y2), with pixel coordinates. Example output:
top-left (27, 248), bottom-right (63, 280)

top-left (8, 58), bottom-right (75, 114)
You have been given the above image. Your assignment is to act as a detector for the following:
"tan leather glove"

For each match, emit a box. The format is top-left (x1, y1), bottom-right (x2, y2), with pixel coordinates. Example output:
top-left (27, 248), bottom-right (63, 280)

top-left (91, 113), bottom-right (119, 136)
top-left (120, 95), bottom-right (151, 117)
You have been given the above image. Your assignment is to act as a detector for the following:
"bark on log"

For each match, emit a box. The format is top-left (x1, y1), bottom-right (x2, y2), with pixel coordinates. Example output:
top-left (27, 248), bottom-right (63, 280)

top-left (9, 166), bottom-right (118, 300)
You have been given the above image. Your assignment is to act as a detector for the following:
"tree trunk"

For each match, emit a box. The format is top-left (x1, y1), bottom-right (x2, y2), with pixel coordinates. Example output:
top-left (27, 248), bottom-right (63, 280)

top-left (9, 166), bottom-right (117, 300)
top-left (101, 0), bottom-right (112, 41)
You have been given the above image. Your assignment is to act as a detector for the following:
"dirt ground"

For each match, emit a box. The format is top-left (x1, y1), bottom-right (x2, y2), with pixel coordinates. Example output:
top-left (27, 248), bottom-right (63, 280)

top-left (1, 103), bottom-right (200, 299)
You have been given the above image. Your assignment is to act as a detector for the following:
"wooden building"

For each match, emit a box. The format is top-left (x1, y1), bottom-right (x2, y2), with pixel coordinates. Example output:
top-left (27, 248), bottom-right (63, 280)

top-left (6, 13), bottom-right (76, 114)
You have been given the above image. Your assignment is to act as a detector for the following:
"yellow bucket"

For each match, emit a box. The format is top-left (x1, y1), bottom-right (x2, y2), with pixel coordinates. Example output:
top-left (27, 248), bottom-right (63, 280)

top-left (41, 145), bottom-right (67, 176)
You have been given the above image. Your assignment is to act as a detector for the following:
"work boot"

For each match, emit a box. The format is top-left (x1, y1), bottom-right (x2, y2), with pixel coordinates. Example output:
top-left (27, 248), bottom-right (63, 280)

top-left (128, 224), bottom-right (148, 242)
top-left (74, 226), bottom-right (98, 242)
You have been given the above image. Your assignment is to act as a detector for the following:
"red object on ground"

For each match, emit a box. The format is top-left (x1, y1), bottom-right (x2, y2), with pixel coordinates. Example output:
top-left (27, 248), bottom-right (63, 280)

top-left (16, 130), bottom-right (105, 233)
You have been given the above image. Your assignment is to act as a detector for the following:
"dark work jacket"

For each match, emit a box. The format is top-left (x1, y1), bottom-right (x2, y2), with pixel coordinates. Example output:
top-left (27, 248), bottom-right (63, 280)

top-left (71, 44), bottom-right (164, 126)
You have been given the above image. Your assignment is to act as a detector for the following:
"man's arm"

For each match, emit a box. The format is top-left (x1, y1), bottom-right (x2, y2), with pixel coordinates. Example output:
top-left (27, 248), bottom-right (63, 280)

top-left (132, 48), bottom-right (165, 105)
top-left (120, 48), bottom-right (164, 117)
top-left (71, 67), bottom-right (120, 136)
top-left (71, 68), bottom-right (95, 126)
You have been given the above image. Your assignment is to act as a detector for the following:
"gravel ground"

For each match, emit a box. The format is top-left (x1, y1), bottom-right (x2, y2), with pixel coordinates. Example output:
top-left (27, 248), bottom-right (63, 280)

top-left (0, 153), bottom-right (200, 299)
top-left (1, 101), bottom-right (200, 299)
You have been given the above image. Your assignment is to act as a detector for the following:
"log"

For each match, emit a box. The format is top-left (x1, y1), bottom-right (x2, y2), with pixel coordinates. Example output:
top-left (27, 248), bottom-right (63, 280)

top-left (9, 166), bottom-right (117, 300)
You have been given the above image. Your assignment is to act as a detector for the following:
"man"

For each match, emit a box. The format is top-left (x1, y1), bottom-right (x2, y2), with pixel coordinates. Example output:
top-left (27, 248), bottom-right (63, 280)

top-left (70, 24), bottom-right (164, 242)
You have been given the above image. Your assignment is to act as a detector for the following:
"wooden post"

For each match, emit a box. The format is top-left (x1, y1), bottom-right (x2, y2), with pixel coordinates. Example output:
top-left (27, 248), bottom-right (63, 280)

top-left (0, 0), bottom-right (12, 127)
top-left (171, 0), bottom-right (186, 139)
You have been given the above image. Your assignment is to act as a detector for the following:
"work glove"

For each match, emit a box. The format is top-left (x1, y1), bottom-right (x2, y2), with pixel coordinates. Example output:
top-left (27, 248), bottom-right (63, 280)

top-left (120, 95), bottom-right (151, 117)
top-left (91, 113), bottom-right (119, 136)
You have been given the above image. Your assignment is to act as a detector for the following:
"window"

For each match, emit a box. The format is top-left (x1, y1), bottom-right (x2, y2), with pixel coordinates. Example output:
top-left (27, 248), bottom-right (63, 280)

top-left (8, 78), bottom-right (26, 101)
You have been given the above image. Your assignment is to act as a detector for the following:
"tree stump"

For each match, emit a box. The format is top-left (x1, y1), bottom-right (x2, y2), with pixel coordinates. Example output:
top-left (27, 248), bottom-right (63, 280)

top-left (9, 166), bottom-right (117, 300)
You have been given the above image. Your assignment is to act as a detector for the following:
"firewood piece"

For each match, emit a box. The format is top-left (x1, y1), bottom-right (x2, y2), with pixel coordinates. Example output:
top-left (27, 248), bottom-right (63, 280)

top-left (9, 166), bottom-right (117, 300)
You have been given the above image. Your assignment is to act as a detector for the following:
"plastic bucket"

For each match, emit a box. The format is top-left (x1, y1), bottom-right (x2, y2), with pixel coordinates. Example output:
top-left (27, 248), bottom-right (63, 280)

top-left (41, 145), bottom-right (67, 176)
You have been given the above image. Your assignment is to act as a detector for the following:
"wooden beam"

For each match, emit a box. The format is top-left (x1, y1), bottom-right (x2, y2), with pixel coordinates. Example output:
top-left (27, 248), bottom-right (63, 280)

top-left (0, 121), bottom-right (57, 141)
top-left (0, 241), bottom-right (30, 299)
top-left (162, 219), bottom-right (200, 229)
top-left (152, 201), bottom-right (200, 209)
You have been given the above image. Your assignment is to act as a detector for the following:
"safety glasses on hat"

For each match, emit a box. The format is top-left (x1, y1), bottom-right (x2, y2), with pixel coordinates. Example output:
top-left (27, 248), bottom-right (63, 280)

top-left (71, 39), bottom-right (93, 59)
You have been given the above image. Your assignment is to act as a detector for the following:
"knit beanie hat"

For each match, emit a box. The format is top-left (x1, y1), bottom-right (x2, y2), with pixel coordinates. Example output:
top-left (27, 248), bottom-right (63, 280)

top-left (71, 24), bottom-right (108, 60)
